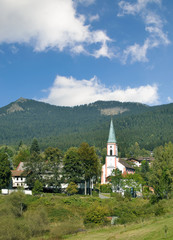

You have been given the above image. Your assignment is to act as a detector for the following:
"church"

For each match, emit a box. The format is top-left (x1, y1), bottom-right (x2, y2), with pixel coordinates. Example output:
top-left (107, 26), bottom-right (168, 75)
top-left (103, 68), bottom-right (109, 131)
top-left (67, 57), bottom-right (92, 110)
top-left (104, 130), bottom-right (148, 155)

top-left (101, 119), bottom-right (135, 184)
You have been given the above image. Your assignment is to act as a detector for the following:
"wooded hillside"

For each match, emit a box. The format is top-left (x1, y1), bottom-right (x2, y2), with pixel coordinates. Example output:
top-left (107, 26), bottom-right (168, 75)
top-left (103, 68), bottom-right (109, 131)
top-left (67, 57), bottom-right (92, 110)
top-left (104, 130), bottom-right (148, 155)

top-left (0, 98), bottom-right (173, 155)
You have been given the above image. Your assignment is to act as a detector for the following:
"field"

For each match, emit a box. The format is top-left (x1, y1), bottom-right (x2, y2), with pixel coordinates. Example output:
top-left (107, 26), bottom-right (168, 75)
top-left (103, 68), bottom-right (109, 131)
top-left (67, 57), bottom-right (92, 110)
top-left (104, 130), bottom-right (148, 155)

top-left (1, 192), bottom-right (173, 240)
top-left (65, 215), bottom-right (173, 240)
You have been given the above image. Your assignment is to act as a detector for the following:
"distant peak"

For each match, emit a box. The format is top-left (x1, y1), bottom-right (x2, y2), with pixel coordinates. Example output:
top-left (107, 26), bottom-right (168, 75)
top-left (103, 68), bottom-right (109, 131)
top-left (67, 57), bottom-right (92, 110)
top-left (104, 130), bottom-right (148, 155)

top-left (16, 97), bottom-right (27, 103)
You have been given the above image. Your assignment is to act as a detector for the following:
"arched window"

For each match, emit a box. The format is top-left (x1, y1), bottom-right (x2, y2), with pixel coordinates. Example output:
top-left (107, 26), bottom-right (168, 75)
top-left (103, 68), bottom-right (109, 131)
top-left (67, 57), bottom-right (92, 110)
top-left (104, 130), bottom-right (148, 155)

top-left (110, 150), bottom-right (112, 156)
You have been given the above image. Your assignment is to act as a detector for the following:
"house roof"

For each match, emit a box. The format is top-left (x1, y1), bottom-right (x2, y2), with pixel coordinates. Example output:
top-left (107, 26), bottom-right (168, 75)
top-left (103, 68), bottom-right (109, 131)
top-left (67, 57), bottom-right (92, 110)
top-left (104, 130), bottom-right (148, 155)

top-left (119, 159), bottom-right (135, 170)
top-left (107, 119), bottom-right (116, 143)
top-left (16, 162), bottom-right (26, 171)
top-left (137, 157), bottom-right (154, 161)
top-left (11, 170), bottom-right (27, 177)
top-left (127, 158), bottom-right (142, 162)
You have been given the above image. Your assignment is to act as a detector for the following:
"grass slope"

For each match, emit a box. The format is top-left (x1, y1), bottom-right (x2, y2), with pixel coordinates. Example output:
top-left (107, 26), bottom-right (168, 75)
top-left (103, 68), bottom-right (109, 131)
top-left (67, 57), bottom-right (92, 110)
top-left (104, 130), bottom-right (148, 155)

top-left (65, 215), bottom-right (173, 240)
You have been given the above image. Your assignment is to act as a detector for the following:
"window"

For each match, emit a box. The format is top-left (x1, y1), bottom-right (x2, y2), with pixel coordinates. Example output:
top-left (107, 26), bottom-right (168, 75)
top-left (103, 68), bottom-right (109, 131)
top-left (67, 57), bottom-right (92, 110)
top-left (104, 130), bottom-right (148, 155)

top-left (110, 150), bottom-right (112, 156)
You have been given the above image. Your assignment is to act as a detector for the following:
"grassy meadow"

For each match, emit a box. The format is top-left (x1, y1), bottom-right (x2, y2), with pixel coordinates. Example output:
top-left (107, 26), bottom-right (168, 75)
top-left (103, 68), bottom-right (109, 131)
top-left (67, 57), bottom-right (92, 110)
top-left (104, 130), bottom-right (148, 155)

top-left (1, 192), bottom-right (173, 240)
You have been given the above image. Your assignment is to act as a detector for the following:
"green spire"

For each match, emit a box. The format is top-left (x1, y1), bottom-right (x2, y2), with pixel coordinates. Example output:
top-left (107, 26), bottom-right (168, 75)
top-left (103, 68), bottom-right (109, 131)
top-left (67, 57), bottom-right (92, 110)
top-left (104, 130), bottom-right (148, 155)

top-left (107, 119), bottom-right (116, 143)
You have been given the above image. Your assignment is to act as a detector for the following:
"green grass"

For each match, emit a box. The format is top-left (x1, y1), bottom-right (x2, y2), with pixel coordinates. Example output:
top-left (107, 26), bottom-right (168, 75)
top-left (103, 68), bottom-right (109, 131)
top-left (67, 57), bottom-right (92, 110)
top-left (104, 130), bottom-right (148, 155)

top-left (1, 193), bottom-right (173, 240)
top-left (65, 214), bottom-right (173, 240)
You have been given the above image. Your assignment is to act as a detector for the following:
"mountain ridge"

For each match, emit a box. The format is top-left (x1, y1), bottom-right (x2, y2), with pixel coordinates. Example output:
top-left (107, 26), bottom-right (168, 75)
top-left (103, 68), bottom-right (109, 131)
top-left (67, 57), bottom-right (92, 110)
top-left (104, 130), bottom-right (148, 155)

top-left (0, 98), bottom-right (173, 155)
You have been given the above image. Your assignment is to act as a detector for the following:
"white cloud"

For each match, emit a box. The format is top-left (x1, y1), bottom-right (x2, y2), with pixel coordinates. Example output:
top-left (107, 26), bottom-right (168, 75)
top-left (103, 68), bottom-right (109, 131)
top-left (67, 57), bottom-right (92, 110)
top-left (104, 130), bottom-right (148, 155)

top-left (40, 75), bottom-right (159, 106)
top-left (118, 0), bottom-right (161, 16)
top-left (167, 97), bottom-right (172, 103)
top-left (93, 42), bottom-right (114, 59)
top-left (10, 45), bottom-right (19, 54)
top-left (75, 0), bottom-right (96, 6)
top-left (118, 0), bottom-right (170, 63)
top-left (0, 0), bottom-right (111, 57)
top-left (89, 14), bottom-right (99, 22)
top-left (122, 39), bottom-right (149, 63)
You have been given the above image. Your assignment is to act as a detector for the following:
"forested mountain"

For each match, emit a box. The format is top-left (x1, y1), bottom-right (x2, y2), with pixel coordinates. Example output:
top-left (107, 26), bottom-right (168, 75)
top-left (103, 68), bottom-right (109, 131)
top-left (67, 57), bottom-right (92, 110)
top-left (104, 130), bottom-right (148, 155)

top-left (0, 97), bottom-right (173, 155)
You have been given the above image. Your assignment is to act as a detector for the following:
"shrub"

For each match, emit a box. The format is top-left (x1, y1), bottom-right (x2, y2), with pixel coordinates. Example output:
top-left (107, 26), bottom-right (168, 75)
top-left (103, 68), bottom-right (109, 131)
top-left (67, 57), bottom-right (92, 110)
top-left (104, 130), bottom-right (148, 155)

top-left (32, 180), bottom-right (43, 195)
top-left (100, 184), bottom-right (112, 193)
top-left (66, 182), bottom-right (78, 195)
top-left (84, 204), bottom-right (109, 225)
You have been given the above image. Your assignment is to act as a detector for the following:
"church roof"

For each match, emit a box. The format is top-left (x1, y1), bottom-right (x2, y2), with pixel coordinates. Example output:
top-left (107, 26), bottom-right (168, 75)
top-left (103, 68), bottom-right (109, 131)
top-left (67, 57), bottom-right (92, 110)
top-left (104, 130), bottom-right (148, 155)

top-left (107, 119), bottom-right (116, 143)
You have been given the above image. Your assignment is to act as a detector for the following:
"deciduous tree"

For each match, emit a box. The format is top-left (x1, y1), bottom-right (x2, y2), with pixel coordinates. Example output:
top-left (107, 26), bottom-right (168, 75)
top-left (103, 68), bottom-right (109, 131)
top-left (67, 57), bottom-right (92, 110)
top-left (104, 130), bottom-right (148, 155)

top-left (0, 152), bottom-right (11, 189)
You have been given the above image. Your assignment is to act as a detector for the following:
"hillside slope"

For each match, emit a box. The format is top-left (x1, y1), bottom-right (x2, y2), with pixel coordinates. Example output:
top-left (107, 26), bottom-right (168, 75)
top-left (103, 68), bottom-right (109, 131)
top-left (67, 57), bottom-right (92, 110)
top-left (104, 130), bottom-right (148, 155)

top-left (0, 98), bottom-right (173, 153)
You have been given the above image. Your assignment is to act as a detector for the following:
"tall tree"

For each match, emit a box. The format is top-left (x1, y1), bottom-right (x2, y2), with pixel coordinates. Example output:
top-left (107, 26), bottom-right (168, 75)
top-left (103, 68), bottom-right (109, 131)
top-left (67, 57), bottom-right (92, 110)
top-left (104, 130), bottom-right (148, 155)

top-left (0, 152), bottom-right (11, 189)
top-left (30, 138), bottom-right (40, 154)
top-left (149, 142), bottom-right (173, 200)
top-left (63, 147), bottom-right (83, 184)
top-left (110, 169), bottom-right (123, 192)
top-left (78, 142), bottom-right (100, 195)
top-left (43, 147), bottom-right (62, 192)
top-left (13, 145), bottom-right (30, 168)
top-left (25, 152), bottom-right (44, 189)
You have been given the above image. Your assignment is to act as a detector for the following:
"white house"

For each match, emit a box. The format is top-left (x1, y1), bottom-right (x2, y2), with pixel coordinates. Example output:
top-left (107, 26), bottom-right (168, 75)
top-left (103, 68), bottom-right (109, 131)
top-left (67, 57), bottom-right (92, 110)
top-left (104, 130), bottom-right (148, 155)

top-left (11, 162), bottom-right (29, 189)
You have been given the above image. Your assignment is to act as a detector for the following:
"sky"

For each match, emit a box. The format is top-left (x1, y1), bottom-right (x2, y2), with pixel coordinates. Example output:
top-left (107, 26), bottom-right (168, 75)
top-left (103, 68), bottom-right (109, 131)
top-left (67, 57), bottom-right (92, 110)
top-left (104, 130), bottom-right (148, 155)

top-left (0, 0), bottom-right (173, 107)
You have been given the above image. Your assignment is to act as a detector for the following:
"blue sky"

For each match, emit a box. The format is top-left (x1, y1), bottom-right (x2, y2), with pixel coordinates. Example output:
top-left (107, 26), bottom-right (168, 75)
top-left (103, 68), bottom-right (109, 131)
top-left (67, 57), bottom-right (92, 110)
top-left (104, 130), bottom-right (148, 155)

top-left (0, 0), bottom-right (173, 107)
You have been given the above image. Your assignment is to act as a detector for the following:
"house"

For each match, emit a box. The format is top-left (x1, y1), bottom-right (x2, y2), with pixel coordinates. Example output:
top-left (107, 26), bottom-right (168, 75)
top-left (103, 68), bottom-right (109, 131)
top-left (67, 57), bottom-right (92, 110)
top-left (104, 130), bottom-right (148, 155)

top-left (101, 119), bottom-right (135, 184)
top-left (126, 158), bottom-right (142, 167)
top-left (11, 162), bottom-right (29, 189)
top-left (127, 157), bottom-right (154, 167)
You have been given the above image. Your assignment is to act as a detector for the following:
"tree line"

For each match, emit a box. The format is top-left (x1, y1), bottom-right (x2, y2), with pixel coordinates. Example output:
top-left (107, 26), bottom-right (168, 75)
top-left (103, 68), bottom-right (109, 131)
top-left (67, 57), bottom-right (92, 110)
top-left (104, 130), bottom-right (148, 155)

top-left (1, 139), bottom-right (173, 202)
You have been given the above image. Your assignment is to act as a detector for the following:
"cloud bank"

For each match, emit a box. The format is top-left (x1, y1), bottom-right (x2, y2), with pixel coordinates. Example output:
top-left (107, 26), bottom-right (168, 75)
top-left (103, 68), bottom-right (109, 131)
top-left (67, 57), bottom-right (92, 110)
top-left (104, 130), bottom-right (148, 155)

top-left (118, 0), bottom-right (170, 63)
top-left (0, 0), bottom-right (111, 58)
top-left (41, 75), bottom-right (159, 106)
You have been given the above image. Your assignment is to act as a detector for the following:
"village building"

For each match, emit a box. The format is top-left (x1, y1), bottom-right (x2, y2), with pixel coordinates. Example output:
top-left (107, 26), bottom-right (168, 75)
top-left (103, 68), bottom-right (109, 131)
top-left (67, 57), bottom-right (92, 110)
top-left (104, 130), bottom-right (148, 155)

top-left (11, 162), bottom-right (29, 189)
top-left (101, 119), bottom-right (135, 184)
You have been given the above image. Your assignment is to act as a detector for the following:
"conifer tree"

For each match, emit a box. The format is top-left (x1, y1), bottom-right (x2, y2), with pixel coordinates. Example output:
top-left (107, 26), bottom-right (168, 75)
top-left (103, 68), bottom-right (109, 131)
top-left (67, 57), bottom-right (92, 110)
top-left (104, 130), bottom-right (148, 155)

top-left (30, 138), bottom-right (40, 154)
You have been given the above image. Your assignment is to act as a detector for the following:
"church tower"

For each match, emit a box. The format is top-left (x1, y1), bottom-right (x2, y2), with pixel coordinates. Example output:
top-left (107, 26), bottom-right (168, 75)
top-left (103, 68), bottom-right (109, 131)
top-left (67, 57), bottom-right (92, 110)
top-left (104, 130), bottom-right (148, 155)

top-left (101, 119), bottom-right (119, 184)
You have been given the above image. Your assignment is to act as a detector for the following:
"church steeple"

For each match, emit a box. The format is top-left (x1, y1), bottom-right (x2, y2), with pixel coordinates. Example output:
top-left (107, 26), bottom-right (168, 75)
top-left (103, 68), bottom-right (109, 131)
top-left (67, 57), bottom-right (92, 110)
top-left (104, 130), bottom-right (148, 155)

top-left (107, 118), bottom-right (116, 143)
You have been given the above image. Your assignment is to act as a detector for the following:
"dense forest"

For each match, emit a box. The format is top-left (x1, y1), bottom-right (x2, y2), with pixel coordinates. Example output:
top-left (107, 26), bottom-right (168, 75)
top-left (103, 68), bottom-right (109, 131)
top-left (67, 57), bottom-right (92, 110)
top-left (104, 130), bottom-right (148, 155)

top-left (0, 97), bottom-right (173, 155)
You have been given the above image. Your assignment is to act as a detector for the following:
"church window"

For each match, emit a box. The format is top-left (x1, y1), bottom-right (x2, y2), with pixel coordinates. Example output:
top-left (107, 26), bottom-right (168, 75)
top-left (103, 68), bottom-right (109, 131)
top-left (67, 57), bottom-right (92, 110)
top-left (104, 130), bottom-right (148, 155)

top-left (110, 150), bottom-right (112, 156)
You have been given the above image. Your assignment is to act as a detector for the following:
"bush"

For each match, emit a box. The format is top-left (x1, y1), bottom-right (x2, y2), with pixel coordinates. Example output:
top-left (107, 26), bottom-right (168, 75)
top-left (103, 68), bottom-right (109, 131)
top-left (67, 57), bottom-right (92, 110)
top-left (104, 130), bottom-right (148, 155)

top-left (66, 182), bottom-right (78, 195)
top-left (100, 184), bottom-right (112, 193)
top-left (84, 204), bottom-right (109, 225)
top-left (32, 180), bottom-right (43, 195)
top-left (92, 190), bottom-right (99, 197)
top-left (25, 209), bottom-right (49, 237)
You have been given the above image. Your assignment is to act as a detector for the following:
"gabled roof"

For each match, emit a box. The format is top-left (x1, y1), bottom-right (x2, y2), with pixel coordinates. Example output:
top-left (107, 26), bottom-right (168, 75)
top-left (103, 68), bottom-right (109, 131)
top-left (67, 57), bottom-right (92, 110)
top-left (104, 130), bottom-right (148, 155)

top-left (11, 170), bottom-right (27, 177)
top-left (107, 119), bottom-right (116, 143)
top-left (119, 159), bottom-right (135, 170)
top-left (16, 162), bottom-right (26, 171)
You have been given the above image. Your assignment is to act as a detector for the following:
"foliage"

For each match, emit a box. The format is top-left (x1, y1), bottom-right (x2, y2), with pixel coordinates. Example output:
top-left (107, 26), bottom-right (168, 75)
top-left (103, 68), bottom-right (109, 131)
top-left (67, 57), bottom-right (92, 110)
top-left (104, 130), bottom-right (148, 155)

top-left (126, 142), bottom-right (150, 158)
top-left (110, 169), bottom-right (123, 191)
top-left (100, 184), bottom-right (112, 193)
top-left (7, 191), bottom-right (27, 217)
top-left (66, 182), bottom-right (78, 195)
top-left (25, 152), bottom-right (44, 189)
top-left (2, 99), bottom-right (173, 155)
top-left (78, 142), bottom-right (100, 181)
top-left (32, 180), bottom-right (43, 195)
top-left (84, 204), bottom-right (109, 225)
top-left (30, 138), bottom-right (40, 154)
top-left (140, 160), bottom-right (150, 184)
top-left (13, 145), bottom-right (30, 168)
top-left (149, 142), bottom-right (173, 201)
top-left (122, 173), bottom-right (144, 193)
top-left (43, 147), bottom-right (62, 192)
top-left (63, 147), bottom-right (83, 183)
top-left (0, 152), bottom-right (11, 189)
